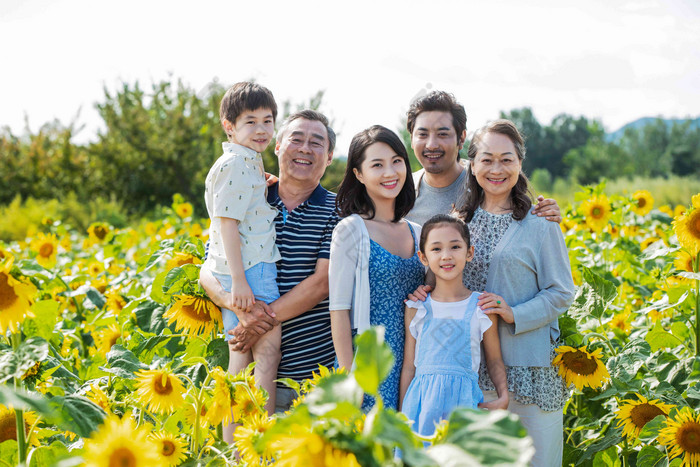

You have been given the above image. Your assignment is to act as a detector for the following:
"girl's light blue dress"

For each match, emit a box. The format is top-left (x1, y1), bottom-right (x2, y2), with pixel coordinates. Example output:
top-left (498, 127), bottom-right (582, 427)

top-left (362, 223), bottom-right (424, 411)
top-left (401, 295), bottom-right (484, 436)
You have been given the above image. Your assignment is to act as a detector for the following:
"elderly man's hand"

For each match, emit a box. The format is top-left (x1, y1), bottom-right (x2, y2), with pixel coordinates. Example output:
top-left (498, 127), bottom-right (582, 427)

top-left (531, 195), bottom-right (562, 223)
top-left (228, 301), bottom-right (278, 352)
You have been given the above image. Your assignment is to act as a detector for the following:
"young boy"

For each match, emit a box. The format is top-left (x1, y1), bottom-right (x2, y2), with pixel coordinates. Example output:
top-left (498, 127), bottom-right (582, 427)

top-left (201, 82), bottom-right (281, 441)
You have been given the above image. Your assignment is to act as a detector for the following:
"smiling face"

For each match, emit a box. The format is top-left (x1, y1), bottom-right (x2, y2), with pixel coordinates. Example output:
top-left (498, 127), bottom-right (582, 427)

top-left (419, 224), bottom-right (474, 282)
top-left (275, 118), bottom-right (332, 185)
top-left (410, 110), bottom-right (465, 175)
top-left (353, 142), bottom-right (407, 204)
top-left (224, 107), bottom-right (275, 153)
top-left (471, 131), bottom-right (523, 205)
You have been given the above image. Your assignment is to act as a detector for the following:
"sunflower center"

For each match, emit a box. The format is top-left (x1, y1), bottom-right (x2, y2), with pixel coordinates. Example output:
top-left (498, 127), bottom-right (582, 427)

top-left (109, 447), bottom-right (137, 467)
top-left (109, 333), bottom-right (121, 348)
top-left (181, 302), bottom-right (212, 323)
top-left (154, 376), bottom-right (173, 395)
top-left (94, 226), bottom-right (108, 240)
top-left (39, 243), bottom-right (54, 258)
top-left (630, 403), bottom-right (664, 429)
top-left (0, 273), bottom-right (19, 309)
top-left (591, 206), bottom-right (603, 219)
top-left (0, 414), bottom-right (17, 442)
top-left (677, 421), bottom-right (700, 453)
top-left (561, 350), bottom-right (598, 375)
top-left (691, 213), bottom-right (700, 238)
top-left (161, 440), bottom-right (176, 456)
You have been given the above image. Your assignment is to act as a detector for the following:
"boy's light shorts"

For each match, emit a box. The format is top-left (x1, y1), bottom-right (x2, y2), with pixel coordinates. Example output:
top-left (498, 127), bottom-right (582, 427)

top-left (212, 262), bottom-right (280, 342)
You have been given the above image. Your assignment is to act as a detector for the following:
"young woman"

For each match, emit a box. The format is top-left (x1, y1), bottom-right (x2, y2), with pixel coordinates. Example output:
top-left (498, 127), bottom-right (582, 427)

top-left (328, 125), bottom-right (424, 410)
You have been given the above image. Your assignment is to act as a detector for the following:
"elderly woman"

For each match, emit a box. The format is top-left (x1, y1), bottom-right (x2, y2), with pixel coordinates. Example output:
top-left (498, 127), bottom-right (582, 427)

top-left (455, 119), bottom-right (575, 466)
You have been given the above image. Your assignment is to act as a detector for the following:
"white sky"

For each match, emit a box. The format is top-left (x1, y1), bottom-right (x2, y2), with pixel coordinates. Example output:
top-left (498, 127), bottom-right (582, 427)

top-left (1, 0), bottom-right (699, 156)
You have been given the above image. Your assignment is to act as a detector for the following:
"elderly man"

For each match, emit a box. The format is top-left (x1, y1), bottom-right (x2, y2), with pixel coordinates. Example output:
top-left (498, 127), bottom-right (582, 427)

top-left (405, 90), bottom-right (561, 224)
top-left (199, 109), bottom-right (339, 411)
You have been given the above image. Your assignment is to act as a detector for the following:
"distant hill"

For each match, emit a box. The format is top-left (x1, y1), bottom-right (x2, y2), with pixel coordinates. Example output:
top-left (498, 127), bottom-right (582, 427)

top-left (606, 117), bottom-right (700, 142)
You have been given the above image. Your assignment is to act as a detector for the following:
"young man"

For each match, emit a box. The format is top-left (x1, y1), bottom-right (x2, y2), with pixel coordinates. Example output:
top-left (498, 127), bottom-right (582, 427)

top-left (404, 91), bottom-right (561, 224)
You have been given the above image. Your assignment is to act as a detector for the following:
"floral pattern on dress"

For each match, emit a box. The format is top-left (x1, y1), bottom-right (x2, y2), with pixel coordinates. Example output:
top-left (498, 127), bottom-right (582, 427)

top-left (465, 207), bottom-right (570, 411)
top-left (362, 224), bottom-right (425, 411)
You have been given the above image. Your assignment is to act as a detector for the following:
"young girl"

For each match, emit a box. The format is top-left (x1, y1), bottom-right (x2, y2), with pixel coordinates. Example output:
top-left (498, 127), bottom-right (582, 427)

top-left (399, 214), bottom-right (508, 436)
top-left (329, 125), bottom-right (424, 411)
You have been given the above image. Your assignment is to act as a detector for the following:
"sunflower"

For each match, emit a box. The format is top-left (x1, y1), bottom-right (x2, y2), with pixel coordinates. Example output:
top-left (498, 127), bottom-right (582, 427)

top-left (150, 431), bottom-right (188, 466)
top-left (94, 324), bottom-right (124, 355)
top-left (659, 407), bottom-right (700, 466)
top-left (581, 194), bottom-right (612, 232)
top-left (86, 384), bottom-right (111, 413)
top-left (234, 412), bottom-right (276, 465)
top-left (616, 394), bottom-right (675, 439)
top-left (659, 205), bottom-right (674, 217)
top-left (166, 252), bottom-right (202, 271)
top-left (134, 369), bottom-right (186, 415)
top-left (631, 190), bottom-right (654, 216)
top-left (83, 414), bottom-right (163, 467)
top-left (164, 294), bottom-right (222, 336)
top-left (206, 368), bottom-right (236, 426)
top-left (184, 399), bottom-right (210, 430)
top-left (0, 256), bottom-right (36, 334)
top-left (676, 251), bottom-right (699, 274)
top-left (105, 289), bottom-right (128, 313)
top-left (190, 223), bottom-right (203, 238)
top-left (674, 206), bottom-right (700, 255)
top-left (87, 261), bottom-right (104, 278)
top-left (552, 345), bottom-right (610, 391)
top-left (233, 385), bottom-right (267, 423)
top-left (174, 203), bottom-right (194, 219)
top-left (641, 237), bottom-right (660, 251)
top-left (30, 232), bottom-right (58, 268)
top-left (0, 404), bottom-right (40, 447)
top-left (145, 222), bottom-right (158, 236)
top-left (87, 222), bottom-right (111, 244)
top-left (610, 311), bottom-right (632, 335)
top-left (269, 431), bottom-right (360, 467)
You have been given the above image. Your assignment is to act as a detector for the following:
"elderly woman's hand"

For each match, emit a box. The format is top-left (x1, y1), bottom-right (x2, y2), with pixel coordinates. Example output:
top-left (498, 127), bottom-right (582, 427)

top-left (478, 292), bottom-right (514, 324)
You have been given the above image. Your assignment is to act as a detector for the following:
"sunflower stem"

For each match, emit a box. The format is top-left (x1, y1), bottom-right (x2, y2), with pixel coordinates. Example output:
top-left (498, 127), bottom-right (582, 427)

top-left (14, 408), bottom-right (27, 465)
top-left (695, 258), bottom-right (699, 357)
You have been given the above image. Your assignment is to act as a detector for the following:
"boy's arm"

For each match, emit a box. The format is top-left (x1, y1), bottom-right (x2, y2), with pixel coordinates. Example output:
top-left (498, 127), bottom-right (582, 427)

top-left (399, 306), bottom-right (418, 411)
top-left (220, 217), bottom-right (255, 311)
top-left (330, 309), bottom-right (354, 371)
top-left (478, 314), bottom-right (509, 411)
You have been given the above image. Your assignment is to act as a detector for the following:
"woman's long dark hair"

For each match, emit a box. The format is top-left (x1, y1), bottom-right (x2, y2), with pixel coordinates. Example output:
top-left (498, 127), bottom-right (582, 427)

top-left (455, 119), bottom-right (534, 222)
top-left (336, 125), bottom-right (415, 222)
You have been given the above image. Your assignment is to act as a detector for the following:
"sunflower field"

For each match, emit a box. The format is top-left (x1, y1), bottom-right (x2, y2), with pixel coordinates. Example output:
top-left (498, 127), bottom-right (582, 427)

top-left (0, 187), bottom-right (699, 466)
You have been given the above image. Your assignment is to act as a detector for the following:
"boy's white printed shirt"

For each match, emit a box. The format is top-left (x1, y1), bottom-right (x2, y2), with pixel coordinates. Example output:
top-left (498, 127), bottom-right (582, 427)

top-left (202, 142), bottom-right (281, 275)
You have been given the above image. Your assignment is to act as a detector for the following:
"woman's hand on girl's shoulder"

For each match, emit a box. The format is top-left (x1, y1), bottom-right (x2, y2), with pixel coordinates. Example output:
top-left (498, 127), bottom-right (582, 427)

top-left (531, 195), bottom-right (562, 223)
top-left (478, 292), bottom-right (514, 324)
top-left (405, 284), bottom-right (432, 303)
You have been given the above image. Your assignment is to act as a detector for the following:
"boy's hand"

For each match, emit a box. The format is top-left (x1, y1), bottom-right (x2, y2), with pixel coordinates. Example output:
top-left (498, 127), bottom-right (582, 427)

top-left (478, 395), bottom-right (509, 411)
top-left (531, 195), bottom-right (562, 223)
top-left (405, 284), bottom-right (432, 303)
top-left (230, 278), bottom-right (255, 312)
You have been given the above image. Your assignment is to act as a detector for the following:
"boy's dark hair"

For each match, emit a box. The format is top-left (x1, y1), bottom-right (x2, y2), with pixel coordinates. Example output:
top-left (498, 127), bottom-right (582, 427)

top-left (336, 125), bottom-right (415, 222)
top-left (219, 82), bottom-right (278, 137)
top-left (455, 119), bottom-right (534, 222)
top-left (277, 109), bottom-right (336, 153)
top-left (406, 91), bottom-right (467, 159)
top-left (419, 214), bottom-right (470, 253)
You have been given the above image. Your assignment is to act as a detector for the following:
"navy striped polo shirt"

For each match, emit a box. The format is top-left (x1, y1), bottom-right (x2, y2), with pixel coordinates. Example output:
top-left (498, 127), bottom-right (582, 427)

top-left (267, 182), bottom-right (339, 385)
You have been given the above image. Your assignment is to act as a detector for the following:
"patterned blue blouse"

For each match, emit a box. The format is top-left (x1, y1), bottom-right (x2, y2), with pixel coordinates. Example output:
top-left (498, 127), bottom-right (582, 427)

top-left (362, 223), bottom-right (425, 411)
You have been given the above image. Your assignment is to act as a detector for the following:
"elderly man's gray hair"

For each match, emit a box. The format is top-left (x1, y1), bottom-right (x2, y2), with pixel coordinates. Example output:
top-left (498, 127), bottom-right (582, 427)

top-left (277, 109), bottom-right (336, 153)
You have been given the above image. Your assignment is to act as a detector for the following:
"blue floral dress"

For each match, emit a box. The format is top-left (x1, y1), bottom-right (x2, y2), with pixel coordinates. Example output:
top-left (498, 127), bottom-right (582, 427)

top-left (363, 222), bottom-right (425, 411)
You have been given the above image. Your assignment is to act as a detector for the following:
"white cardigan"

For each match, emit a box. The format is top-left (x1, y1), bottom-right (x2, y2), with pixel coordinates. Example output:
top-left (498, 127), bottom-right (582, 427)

top-left (328, 214), bottom-right (422, 333)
